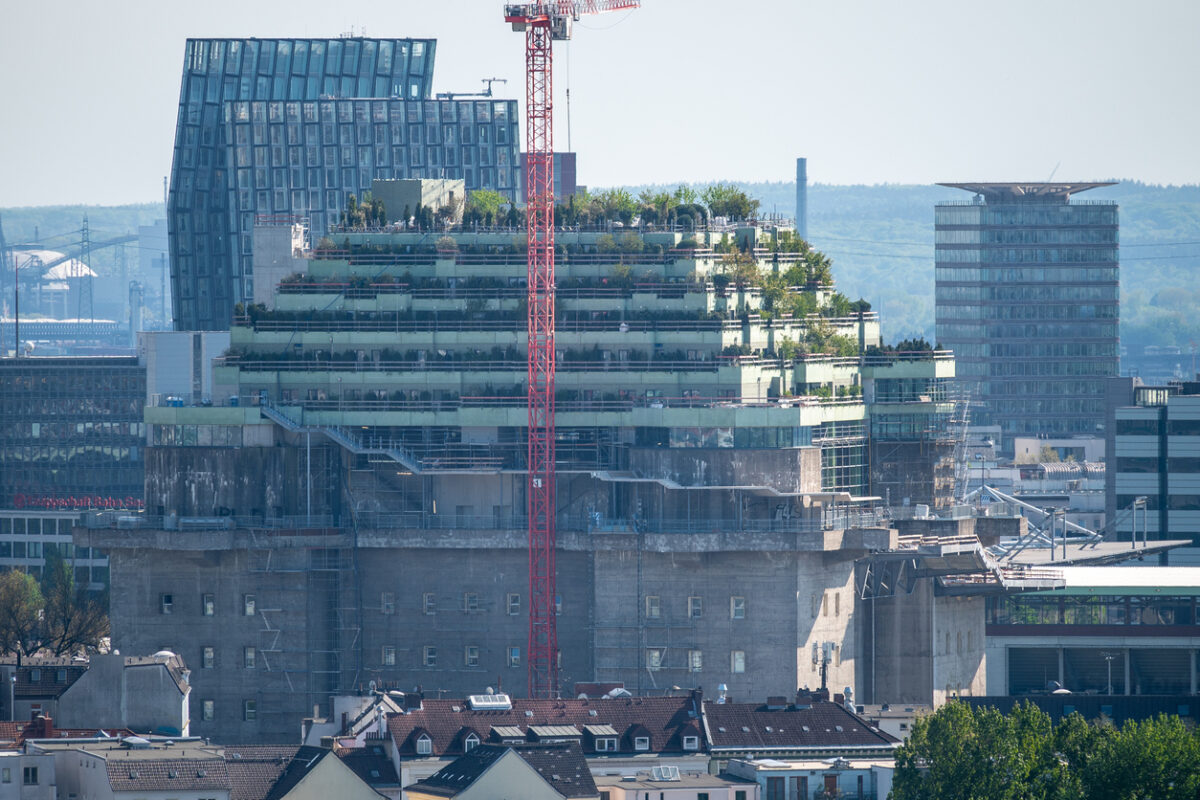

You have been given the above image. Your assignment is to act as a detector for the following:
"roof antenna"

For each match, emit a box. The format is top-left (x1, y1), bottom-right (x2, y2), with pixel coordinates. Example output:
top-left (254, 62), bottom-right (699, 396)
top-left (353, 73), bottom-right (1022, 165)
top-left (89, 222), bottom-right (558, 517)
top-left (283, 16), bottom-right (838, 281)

top-left (1047, 161), bottom-right (1061, 182)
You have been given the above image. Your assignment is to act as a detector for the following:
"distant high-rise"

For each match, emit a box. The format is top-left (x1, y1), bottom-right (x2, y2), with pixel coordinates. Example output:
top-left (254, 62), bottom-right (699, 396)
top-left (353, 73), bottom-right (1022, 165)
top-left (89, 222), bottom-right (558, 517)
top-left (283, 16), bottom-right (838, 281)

top-left (935, 182), bottom-right (1119, 446)
top-left (795, 157), bottom-right (808, 241)
top-left (168, 38), bottom-right (520, 330)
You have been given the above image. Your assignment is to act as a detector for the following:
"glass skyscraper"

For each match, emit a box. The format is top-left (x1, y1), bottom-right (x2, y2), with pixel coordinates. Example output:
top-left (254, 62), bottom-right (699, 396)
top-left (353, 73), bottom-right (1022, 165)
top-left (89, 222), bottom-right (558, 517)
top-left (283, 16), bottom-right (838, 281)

top-left (168, 38), bottom-right (520, 330)
top-left (935, 183), bottom-right (1119, 444)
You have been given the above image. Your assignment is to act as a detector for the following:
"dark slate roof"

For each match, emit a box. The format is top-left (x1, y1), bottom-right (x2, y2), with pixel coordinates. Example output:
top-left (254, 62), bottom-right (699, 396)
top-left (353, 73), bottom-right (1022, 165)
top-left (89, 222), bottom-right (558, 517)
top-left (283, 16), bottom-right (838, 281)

top-left (702, 700), bottom-right (900, 752)
top-left (105, 757), bottom-right (229, 794)
top-left (387, 696), bottom-right (701, 757)
top-left (409, 743), bottom-right (597, 799)
top-left (223, 745), bottom-right (301, 800)
top-left (263, 746), bottom-right (335, 800)
top-left (516, 743), bottom-right (598, 799)
top-left (10, 661), bottom-right (87, 699)
top-left (338, 744), bottom-right (400, 788)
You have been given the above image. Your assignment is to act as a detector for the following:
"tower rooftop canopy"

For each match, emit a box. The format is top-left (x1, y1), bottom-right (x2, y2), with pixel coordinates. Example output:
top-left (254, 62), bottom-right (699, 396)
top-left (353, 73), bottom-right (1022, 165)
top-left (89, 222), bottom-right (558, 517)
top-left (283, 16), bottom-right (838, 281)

top-left (937, 182), bottom-right (1116, 202)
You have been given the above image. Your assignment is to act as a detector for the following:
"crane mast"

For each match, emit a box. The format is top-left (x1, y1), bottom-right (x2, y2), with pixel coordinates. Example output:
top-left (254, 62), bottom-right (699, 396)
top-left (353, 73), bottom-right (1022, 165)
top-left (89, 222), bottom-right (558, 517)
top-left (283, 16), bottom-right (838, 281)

top-left (504, 0), bottom-right (639, 698)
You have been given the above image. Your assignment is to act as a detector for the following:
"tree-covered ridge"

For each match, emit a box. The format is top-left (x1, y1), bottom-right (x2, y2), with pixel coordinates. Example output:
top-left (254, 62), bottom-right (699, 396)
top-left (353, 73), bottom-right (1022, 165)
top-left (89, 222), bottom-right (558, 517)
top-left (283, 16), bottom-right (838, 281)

top-left (893, 701), bottom-right (1200, 800)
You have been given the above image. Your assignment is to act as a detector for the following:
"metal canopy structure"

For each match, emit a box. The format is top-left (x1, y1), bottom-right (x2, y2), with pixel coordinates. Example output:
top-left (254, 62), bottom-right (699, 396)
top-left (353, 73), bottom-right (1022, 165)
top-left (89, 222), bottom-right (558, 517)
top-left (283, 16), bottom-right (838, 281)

top-left (937, 182), bottom-right (1116, 202)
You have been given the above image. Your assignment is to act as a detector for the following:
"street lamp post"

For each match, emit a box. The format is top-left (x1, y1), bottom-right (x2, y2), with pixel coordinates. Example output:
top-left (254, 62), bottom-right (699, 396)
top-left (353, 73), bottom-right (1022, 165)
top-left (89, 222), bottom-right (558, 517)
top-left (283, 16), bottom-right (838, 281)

top-left (1102, 651), bottom-right (1118, 695)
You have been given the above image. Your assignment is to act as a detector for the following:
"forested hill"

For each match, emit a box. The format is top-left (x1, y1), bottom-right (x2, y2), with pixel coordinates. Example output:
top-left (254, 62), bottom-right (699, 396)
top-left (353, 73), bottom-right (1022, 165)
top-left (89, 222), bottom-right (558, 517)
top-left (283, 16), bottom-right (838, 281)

top-left (615, 181), bottom-right (1200, 356)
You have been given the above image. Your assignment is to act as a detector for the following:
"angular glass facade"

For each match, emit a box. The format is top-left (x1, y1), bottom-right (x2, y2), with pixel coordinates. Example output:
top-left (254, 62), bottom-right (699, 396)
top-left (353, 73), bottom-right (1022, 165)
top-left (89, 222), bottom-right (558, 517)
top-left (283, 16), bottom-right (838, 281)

top-left (935, 184), bottom-right (1119, 441)
top-left (169, 38), bottom-right (520, 331)
top-left (0, 357), bottom-right (145, 508)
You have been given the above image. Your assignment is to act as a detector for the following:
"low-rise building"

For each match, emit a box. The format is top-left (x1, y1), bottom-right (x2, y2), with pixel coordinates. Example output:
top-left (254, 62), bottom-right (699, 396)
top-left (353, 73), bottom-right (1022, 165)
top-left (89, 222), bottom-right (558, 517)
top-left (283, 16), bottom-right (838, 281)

top-left (0, 652), bottom-right (190, 737)
top-left (0, 747), bottom-right (56, 800)
top-left (724, 757), bottom-right (894, 800)
top-left (984, 566), bottom-right (1200, 696)
top-left (29, 739), bottom-right (383, 800)
top-left (701, 695), bottom-right (899, 768)
top-left (596, 769), bottom-right (758, 800)
top-left (406, 743), bottom-right (597, 800)
top-left (384, 694), bottom-right (708, 790)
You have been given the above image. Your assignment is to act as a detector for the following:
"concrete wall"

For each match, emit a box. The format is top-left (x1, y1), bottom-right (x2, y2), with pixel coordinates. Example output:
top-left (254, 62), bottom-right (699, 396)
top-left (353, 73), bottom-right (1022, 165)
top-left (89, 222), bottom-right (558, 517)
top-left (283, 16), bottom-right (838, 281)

top-left (143, 443), bottom-right (340, 519)
top-left (252, 224), bottom-right (307, 307)
top-left (863, 581), bottom-right (985, 706)
top-left (55, 655), bottom-right (188, 736)
top-left (629, 447), bottom-right (821, 495)
top-left (590, 543), bottom-right (857, 700)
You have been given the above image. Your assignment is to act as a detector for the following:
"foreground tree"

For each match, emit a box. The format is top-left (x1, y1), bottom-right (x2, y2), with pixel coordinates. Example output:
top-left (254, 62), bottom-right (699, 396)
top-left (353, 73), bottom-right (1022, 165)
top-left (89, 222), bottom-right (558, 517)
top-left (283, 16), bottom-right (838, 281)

top-left (0, 562), bottom-right (108, 664)
top-left (894, 701), bottom-right (1200, 800)
top-left (40, 552), bottom-right (109, 657)
top-left (0, 570), bottom-right (44, 665)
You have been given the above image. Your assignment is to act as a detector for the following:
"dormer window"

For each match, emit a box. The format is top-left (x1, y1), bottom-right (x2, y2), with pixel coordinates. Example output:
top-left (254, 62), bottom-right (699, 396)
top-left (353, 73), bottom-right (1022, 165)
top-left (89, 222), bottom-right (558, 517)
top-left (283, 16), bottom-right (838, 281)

top-left (464, 733), bottom-right (480, 752)
top-left (595, 737), bottom-right (616, 752)
top-left (416, 734), bottom-right (432, 755)
top-left (634, 736), bottom-right (650, 751)
top-left (682, 735), bottom-right (699, 751)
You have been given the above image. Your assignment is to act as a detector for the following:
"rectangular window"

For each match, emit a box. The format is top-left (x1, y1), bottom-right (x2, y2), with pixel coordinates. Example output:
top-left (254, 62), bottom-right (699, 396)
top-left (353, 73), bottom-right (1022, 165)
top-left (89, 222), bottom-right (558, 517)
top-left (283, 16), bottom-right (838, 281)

top-left (507, 593), bottom-right (521, 615)
top-left (688, 650), bottom-right (703, 672)
top-left (683, 735), bottom-right (700, 751)
top-left (161, 594), bottom-right (174, 614)
top-left (645, 595), bottom-right (661, 619)
top-left (835, 593), bottom-right (841, 616)
top-left (646, 648), bottom-right (663, 671)
top-left (244, 594), bottom-right (256, 616)
top-left (244, 647), bottom-right (256, 669)
top-left (381, 592), bottom-right (395, 614)
top-left (463, 592), bottom-right (479, 612)
top-left (382, 646), bottom-right (396, 666)
top-left (767, 777), bottom-right (785, 800)
top-left (202, 646), bottom-right (215, 669)
top-left (465, 645), bottom-right (480, 667)
top-left (423, 646), bottom-right (437, 667)
top-left (423, 592), bottom-right (436, 614)
top-left (23, 767), bottom-right (37, 786)
top-left (508, 646), bottom-right (521, 667)
top-left (634, 736), bottom-right (650, 751)
top-left (202, 699), bottom-right (214, 721)
top-left (730, 596), bottom-right (746, 619)
top-left (201, 593), bottom-right (215, 616)
top-left (731, 650), bottom-right (746, 673)
top-left (2, 767), bottom-right (9, 783)
top-left (244, 700), bottom-right (257, 721)
top-left (688, 596), bottom-right (703, 619)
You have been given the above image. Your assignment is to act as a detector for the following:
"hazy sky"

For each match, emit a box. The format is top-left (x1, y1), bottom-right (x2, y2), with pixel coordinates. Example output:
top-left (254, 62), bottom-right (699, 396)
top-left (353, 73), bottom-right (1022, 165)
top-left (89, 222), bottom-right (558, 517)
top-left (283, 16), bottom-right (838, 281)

top-left (1, 0), bottom-right (1197, 207)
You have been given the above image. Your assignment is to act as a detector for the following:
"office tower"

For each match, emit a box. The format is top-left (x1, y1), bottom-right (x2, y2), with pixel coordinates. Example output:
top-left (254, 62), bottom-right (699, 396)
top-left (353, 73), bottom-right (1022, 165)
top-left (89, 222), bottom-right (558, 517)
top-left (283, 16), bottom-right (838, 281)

top-left (1106, 375), bottom-right (1200, 550)
top-left (168, 38), bottom-right (520, 330)
top-left (795, 157), bottom-right (807, 241)
top-left (935, 183), bottom-right (1119, 447)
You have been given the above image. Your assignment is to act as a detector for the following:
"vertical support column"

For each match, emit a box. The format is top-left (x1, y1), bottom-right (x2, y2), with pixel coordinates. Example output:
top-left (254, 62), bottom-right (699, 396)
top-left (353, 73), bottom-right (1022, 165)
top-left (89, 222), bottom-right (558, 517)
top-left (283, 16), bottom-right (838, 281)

top-left (525, 20), bottom-right (558, 699)
top-left (1124, 648), bottom-right (1131, 695)
top-left (1190, 648), bottom-right (1197, 696)
top-left (1057, 647), bottom-right (1064, 688)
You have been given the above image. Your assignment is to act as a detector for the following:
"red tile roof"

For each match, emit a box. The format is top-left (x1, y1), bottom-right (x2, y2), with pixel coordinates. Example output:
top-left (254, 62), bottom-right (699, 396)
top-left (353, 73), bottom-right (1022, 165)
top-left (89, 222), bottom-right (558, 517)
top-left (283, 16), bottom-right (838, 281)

top-left (387, 696), bottom-right (702, 757)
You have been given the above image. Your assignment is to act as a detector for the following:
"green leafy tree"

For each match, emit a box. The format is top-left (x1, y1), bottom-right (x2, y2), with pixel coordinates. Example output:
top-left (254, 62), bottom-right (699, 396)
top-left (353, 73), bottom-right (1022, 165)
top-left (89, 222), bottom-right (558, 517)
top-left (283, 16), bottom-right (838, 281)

top-left (702, 183), bottom-right (761, 220)
top-left (466, 189), bottom-right (506, 221)
top-left (41, 551), bottom-right (109, 657)
top-left (0, 570), bottom-right (44, 665)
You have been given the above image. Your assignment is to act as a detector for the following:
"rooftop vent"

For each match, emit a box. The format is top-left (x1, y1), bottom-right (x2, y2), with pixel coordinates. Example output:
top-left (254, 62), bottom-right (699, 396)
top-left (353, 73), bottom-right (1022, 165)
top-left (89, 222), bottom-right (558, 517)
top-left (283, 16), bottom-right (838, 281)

top-left (468, 694), bottom-right (513, 711)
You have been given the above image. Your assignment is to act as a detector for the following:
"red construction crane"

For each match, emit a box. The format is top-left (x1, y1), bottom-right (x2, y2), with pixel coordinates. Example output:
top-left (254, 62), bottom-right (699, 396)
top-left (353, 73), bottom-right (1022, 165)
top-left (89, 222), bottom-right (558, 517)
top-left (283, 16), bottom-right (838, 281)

top-left (504, 0), bottom-right (640, 698)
